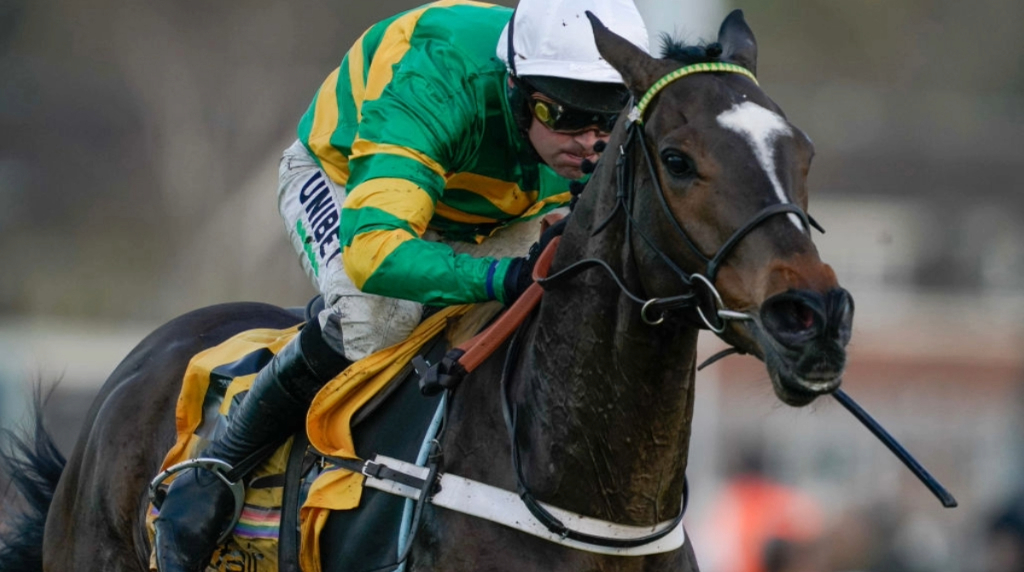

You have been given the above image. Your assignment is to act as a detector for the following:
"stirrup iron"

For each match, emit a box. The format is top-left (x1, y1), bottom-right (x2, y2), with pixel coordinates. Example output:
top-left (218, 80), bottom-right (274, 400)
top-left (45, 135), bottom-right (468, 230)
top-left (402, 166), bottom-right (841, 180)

top-left (149, 458), bottom-right (247, 544)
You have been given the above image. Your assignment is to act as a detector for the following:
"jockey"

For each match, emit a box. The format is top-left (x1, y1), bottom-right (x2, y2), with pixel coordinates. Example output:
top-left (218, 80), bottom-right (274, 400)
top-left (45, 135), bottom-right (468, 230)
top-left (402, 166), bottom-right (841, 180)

top-left (153, 0), bottom-right (649, 569)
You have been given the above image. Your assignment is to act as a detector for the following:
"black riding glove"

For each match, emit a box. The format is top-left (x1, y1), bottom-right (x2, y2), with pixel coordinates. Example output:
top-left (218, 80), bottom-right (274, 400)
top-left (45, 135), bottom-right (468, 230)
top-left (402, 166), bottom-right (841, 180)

top-left (501, 217), bottom-right (569, 305)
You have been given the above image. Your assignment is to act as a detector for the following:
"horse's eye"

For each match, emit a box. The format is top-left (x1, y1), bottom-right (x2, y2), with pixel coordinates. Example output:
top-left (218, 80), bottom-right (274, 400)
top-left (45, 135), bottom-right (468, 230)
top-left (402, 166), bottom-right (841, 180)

top-left (661, 151), bottom-right (695, 179)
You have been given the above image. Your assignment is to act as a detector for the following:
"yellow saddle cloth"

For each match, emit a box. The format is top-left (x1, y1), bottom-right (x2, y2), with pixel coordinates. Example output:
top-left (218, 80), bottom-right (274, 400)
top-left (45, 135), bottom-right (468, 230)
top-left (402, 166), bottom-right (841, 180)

top-left (146, 303), bottom-right (485, 572)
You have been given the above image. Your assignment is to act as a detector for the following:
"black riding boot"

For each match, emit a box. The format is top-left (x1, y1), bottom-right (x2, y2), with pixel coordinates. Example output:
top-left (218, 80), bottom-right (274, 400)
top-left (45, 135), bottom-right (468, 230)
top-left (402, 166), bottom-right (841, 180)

top-left (153, 320), bottom-right (350, 572)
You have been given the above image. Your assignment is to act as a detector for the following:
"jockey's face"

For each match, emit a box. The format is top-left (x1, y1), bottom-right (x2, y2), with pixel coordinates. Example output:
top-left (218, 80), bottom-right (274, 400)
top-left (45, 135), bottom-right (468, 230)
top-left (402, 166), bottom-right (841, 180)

top-left (527, 115), bottom-right (610, 180)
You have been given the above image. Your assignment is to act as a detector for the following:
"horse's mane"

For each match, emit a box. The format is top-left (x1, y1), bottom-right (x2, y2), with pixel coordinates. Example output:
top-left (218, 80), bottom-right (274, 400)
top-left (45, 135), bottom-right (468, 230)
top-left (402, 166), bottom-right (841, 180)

top-left (659, 36), bottom-right (724, 65)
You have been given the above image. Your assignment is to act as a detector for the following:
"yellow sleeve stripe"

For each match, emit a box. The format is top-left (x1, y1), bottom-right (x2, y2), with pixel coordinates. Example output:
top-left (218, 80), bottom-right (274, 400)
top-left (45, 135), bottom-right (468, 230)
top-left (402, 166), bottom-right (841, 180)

top-left (362, 1), bottom-right (489, 104)
top-left (444, 172), bottom-right (539, 217)
top-left (307, 67), bottom-right (351, 184)
top-left (350, 137), bottom-right (447, 179)
top-left (319, 156), bottom-right (350, 187)
top-left (342, 228), bottom-right (416, 289)
top-left (518, 191), bottom-right (573, 219)
top-left (433, 202), bottom-right (500, 226)
top-left (348, 31), bottom-right (368, 121)
top-left (343, 178), bottom-right (435, 237)
top-left (435, 0), bottom-right (498, 7)
top-left (363, 5), bottom-right (432, 103)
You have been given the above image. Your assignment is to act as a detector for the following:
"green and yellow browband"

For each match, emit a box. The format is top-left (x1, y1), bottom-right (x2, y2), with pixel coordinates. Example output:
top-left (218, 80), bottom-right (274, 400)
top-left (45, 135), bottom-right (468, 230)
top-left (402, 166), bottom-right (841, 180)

top-left (628, 62), bottom-right (758, 124)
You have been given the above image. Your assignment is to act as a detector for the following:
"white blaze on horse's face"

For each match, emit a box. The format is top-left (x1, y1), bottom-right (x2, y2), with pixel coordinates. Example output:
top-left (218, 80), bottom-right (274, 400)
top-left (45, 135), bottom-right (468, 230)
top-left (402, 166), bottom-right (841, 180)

top-left (716, 101), bottom-right (806, 231)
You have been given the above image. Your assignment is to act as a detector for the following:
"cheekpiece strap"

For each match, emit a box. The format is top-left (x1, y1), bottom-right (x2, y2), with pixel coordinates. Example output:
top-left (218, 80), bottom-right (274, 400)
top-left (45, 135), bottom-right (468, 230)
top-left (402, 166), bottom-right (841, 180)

top-left (629, 62), bottom-right (759, 124)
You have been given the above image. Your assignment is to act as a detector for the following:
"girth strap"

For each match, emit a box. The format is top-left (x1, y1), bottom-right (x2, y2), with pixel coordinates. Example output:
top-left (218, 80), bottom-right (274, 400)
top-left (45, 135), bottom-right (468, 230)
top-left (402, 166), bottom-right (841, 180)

top-left (347, 454), bottom-right (688, 556)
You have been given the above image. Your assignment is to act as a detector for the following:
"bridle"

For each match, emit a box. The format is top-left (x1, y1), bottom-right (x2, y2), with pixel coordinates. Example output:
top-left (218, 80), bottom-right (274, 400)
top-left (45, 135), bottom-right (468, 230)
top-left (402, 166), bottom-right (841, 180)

top-left (541, 61), bottom-right (824, 335)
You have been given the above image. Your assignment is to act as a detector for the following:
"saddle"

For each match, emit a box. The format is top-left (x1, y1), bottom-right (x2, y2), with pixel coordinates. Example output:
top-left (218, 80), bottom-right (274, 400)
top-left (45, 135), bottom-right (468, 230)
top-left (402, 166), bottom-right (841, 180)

top-left (144, 300), bottom-right (504, 572)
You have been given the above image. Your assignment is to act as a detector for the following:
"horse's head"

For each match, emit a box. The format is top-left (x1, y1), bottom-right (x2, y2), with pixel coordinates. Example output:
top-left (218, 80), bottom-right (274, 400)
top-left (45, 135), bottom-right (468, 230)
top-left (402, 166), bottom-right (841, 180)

top-left (586, 10), bottom-right (853, 406)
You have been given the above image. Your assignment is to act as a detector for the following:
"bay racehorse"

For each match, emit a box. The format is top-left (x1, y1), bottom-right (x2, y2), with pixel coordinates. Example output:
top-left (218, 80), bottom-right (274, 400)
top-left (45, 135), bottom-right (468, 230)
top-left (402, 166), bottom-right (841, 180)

top-left (0, 10), bottom-right (852, 572)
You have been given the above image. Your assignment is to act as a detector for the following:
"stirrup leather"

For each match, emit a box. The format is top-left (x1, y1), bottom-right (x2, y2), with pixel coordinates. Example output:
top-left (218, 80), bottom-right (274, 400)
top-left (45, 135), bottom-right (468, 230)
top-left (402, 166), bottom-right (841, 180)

top-left (149, 458), bottom-right (247, 544)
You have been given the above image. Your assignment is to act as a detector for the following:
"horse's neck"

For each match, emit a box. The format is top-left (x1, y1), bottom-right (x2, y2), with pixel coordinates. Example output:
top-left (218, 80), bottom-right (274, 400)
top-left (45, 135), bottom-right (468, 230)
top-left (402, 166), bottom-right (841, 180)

top-left (513, 207), bottom-right (699, 525)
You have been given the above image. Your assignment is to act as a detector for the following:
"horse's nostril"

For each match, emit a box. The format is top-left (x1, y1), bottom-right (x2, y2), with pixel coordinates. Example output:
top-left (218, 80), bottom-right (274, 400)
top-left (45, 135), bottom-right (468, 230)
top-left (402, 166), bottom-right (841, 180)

top-left (760, 292), bottom-right (829, 349)
top-left (794, 303), bottom-right (814, 331)
top-left (768, 299), bottom-right (817, 335)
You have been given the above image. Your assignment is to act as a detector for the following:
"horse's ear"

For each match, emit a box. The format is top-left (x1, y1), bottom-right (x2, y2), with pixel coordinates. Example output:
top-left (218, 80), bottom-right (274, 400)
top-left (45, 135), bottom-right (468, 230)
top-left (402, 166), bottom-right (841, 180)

top-left (718, 9), bottom-right (757, 76)
top-left (586, 11), bottom-right (661, 95)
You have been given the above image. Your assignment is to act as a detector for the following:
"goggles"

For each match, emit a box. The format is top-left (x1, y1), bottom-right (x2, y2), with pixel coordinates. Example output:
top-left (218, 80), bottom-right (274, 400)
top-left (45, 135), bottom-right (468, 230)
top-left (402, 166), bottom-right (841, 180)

top-left (529, 94), bottom-right (617, 135)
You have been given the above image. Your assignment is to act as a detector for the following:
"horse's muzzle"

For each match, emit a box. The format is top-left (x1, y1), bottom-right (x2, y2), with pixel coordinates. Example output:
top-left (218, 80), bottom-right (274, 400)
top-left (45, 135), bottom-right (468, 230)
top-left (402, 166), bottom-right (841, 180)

top-left (759, 287), bottom-right (854, 405)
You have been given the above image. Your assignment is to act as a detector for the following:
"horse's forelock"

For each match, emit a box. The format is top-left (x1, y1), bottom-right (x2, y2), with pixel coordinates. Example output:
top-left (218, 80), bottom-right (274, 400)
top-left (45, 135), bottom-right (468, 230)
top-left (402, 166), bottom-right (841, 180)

top-left (659, 36), bottom-right (725, 66)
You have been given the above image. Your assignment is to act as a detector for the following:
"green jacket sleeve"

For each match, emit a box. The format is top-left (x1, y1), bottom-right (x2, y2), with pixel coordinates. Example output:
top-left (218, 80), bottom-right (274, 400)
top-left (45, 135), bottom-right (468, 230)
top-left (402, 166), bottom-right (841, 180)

top-left (340, 44), bottom-right (513, 306)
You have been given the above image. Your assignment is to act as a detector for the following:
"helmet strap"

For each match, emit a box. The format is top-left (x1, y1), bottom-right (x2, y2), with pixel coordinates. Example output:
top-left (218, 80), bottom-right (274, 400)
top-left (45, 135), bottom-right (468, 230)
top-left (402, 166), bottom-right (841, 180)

top-left (504, 9), bottom-right (540, 153)
top-left (506, 7), bottom-right (518, 77)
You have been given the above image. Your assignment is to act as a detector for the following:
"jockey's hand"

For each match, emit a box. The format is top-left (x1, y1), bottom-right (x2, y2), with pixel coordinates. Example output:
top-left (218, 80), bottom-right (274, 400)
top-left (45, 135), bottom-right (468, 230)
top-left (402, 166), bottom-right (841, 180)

top-left (502, 257), bottom-right (533, 306)
top-left (501, 217), bottom-right (568, 305)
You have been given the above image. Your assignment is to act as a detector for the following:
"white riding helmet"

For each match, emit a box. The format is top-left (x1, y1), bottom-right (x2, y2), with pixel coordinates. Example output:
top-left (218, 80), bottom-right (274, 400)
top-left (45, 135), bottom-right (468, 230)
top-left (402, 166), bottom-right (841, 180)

top-left (497, 0), bottom-right (650, 112)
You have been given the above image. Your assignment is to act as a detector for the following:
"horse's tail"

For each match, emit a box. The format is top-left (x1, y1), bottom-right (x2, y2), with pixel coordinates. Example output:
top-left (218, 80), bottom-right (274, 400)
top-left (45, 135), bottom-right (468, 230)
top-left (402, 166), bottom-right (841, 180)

top-left (0, 395), bottom-right (66, 572)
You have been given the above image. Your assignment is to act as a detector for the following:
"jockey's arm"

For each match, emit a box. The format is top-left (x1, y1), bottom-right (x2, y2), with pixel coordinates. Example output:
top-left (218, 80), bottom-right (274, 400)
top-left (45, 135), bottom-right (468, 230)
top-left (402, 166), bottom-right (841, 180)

top-left (341, 176), bottom-right (514, 306)
top-left (340, 67), bottom-right (516, 307)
